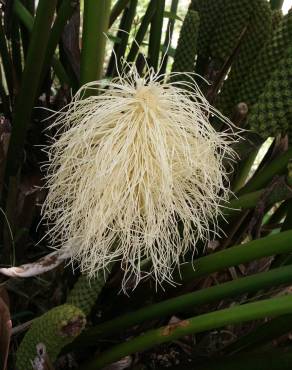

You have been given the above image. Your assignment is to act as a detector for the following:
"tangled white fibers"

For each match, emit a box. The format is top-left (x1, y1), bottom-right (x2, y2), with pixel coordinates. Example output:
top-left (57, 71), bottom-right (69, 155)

top-left (42, 63), bottom-right (240, 290)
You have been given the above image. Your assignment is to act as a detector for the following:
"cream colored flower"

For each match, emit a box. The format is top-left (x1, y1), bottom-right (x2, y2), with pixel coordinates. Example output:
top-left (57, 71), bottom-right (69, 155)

top-left (42, 65), bottom-right (238, 290)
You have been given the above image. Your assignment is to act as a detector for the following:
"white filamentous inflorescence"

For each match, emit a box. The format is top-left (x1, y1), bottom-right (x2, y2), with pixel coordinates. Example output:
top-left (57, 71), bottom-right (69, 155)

top-left (42, 65), bottom-right (239, 291)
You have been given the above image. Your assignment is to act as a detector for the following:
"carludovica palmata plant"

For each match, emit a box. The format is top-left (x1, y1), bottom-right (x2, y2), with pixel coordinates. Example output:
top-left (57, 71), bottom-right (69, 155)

top-left (41, 61), bottom-right (240, 291)
top-left (2, 0), bottom-right (292, 368)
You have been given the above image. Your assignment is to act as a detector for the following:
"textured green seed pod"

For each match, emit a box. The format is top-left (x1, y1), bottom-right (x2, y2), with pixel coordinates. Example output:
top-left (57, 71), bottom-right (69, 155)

top-left (248, 46), bottom-right (292, 139)
top-left (190, 0), bottom-right (225, 58)
top-left (67, 272), bottom-right (110, 315)
top-left (171, 9), bottom-right (199, 80)
top-left (272, 9), bottom-right (283, 30)
top-left (236, 9), bottom-right (292, 107)
top-left (210, 0), bottom-right (253, 62)
top-left (16, 304), bottom-right (86, 370)
top-left (217, 0), bottom-right (272, 115)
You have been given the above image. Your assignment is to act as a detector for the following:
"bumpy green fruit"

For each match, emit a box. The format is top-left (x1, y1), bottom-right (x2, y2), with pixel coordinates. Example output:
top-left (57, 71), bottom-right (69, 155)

top-left (16, 304), bottom-right (86, 370)
top-left (248, 46), bottom-right (292, 139)
top-left (190, 0), bottom-right (225, 58)
top-left (272, 9), bottom-right (283, 30)
top-left (67, 273), bottom-right (109, 315)
top-left (171, 9), bottom-right (199, 82)
top-left (236, 9), bottom-right (292, 107)
top-left (16, 270), bottom-right (110, 369)
top-left (210, 0), bottom-right (253, 62)
top-left (217, 0), bottom-right (272, 115)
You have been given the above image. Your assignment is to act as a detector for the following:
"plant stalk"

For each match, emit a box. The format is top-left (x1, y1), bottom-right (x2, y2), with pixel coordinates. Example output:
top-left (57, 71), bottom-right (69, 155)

top-left (238, 148), bottom-right (292, 196)
top-left (80, 0), bottom-right (111, 85)
top-left (11, 21), bottom-right (22, 85)
top-left (82, 294), bottom-right (292, 369)
top-left (70, 264), bottom-right (292, 347)
top-left (109, 0), bottom-right (130, 27)
top-left (148, 0), bottom-right (165, 71)
top-left (231, 148), bottom-right (259, 193)
top-left (159, 0), bottom-right (179, 76)
top-left (5, 0), bottom-right (57, 180)
top-left (223, 314), bottom-right (292, 355)
top-left (126, 0), bottom-right (156, 64)
top-left (196, 350), bottom-right (292, 370)
top-left (106, 0), bottom-right (137, 77)
top-left (41, 0), bottom-right (77, 83)
top-left (13, 0), bottom-right (71, 86)
top-left (0, 15), bottom-right (14, 97)
top-left (270, 0), bottom-right (284, 9)
top-left (180, 230), bottom-right (292, 282)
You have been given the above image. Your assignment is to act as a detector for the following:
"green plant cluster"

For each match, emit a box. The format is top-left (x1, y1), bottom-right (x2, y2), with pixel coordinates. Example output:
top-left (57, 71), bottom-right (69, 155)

top-left (217, 0), bottom-right (273, 114)
top-left (248, 46), bottom-right (292, 138)
top-left (0, 0), bottom-right (292, 369)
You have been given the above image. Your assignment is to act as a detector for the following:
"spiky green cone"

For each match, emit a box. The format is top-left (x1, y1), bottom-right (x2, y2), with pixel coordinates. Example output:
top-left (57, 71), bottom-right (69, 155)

top-left (236, 9), bottom-right (292, 108)
top-left (67, 272), bottom-right (110, 315)
top-left (272, 9), bottom-right (284, 30)
top-left (190, 0), bottom-right (225, 58)
top-left (248, 46), bottom-right (292, 139)
top-left (171, 9), bottom-right (199, 81)
top-left (16, 304), bottom-right (86, 370)
top-left (210, 0), bottom-right (253, 62)
top-left (217, 0), bottom-right (272, 115)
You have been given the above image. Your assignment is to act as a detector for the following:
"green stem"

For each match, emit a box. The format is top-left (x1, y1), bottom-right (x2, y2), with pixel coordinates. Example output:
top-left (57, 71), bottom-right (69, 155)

top-left (0, 78), bottom-right (10, 117)
top-left (82, 294), bottom-right (292, 369)
top-left (148, 0), bottom-right (165, 71)
top-left (227, 189), bottom-right (263, 213)
top-left (71, 264), bottom-right (292, 347)
top-left (5, 0), bottom-right (58, 179)
top-left (126, 0), bottom-right (157, 64)
top-left (270, 0), bottom-right (284, 9)
top-left (224, 177), bottom-right (292, 220)
top-left (19, 0), bottom-right (35, 58)
top-left (0, 16), bottom-right (14, 97)
top-left (196, 351), bottom-right (292, 370)
top-left (116, 0), bottom-right (137, 67)
top-left (80, 0), bottom-right (111, 85)
top-left (232, 148), bottom-right (259, 193)
top-left (13, 0), bottom-right (34, 32)
top-left (159, 0), bottom-right (179, 76)
top-left (11, 21), bottom-right (22, 84)
top-left (41, 0), bottom-right (77, 83)
top-left (223, 314), bottom-right (292, 355)
top-left (282, 198), bottom-right (292, 231)
top-left (13, 0), bottom-right (70, 86)
top-left (265, 201), bottom-right (287, 226)
top-left (107, 0), bottom-right (137, 77)
top-left (109, 0), bottom-right (130, 28)
top-left (180, 230), bottom-right (292, 282)
top-left (73, 231), bottom-right (292, 349)
top-left (51, 57), bottom-right (72, 86)
top-left (270, 200), bottom-right (292, 267)
top-left (25, 0), bottom-right (35, 15)
top-left (238, 149), bottom-right (292, 196)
